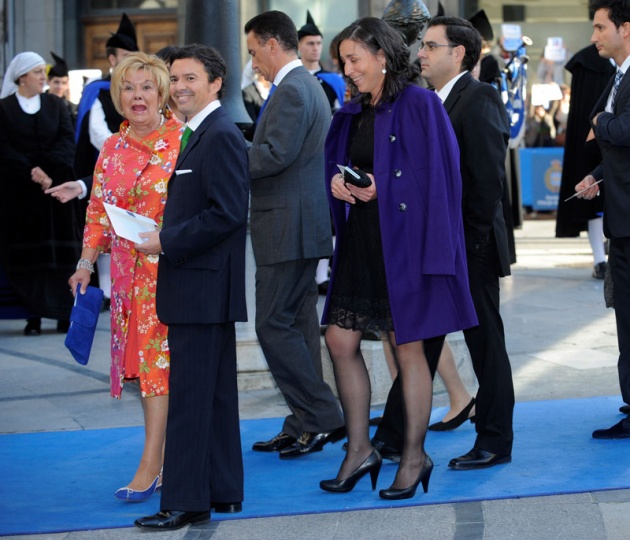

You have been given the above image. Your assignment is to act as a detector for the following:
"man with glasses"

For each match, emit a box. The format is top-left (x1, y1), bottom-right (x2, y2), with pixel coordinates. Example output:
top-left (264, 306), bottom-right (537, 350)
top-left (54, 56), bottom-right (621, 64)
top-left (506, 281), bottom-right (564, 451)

top-left (373, 16), bottom-right (514, 470)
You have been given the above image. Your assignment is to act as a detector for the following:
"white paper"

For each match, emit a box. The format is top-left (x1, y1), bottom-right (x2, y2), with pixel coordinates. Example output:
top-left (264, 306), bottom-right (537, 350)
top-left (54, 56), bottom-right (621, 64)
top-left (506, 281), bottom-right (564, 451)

top-left (103, 202), bottom-right (157, 244)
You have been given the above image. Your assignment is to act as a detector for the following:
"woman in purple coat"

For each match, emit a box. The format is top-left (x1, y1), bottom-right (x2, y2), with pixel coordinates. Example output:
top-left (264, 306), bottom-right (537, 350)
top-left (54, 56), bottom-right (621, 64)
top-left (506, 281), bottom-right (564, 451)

top-left (319, 18), bottom-right (477, 500)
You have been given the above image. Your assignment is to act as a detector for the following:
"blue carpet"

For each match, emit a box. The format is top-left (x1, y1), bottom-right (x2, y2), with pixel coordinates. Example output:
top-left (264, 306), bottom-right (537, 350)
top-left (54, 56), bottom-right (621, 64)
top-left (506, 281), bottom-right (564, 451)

top-left (2, 396), bottom-right (630, 535)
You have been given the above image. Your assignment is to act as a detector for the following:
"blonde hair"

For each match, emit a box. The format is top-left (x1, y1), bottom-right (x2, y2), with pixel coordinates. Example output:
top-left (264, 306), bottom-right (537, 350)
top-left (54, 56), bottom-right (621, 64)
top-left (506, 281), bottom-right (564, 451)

top-left (110, 52), bottom-right (170, 116)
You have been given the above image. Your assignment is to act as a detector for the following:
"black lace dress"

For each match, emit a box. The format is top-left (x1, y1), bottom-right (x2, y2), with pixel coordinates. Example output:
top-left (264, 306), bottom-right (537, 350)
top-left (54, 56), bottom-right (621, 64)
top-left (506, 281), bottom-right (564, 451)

top-left (328, 106), bottom-right (394, 334)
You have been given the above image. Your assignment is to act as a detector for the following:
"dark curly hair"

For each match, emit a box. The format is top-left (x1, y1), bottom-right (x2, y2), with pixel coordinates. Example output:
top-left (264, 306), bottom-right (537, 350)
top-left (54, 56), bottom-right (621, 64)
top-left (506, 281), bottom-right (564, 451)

top-left (335, 17), bottom-right (419, 106)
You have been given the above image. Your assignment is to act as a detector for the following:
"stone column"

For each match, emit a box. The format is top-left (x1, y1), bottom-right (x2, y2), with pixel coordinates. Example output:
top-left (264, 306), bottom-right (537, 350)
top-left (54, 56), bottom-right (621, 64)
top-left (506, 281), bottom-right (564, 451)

top-left (184, 0), bottom-right (252, 128)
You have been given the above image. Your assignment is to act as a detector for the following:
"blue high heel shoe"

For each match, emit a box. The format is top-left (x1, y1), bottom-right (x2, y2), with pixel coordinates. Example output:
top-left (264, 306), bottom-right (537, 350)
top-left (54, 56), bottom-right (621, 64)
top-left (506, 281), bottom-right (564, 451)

top-left (114, 473), bottom-right (160, 502)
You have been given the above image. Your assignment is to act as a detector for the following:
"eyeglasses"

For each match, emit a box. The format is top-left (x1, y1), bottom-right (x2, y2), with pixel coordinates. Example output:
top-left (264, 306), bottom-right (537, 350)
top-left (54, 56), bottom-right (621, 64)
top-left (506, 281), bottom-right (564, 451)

top-left (419, 41), bottom-right (455, 52)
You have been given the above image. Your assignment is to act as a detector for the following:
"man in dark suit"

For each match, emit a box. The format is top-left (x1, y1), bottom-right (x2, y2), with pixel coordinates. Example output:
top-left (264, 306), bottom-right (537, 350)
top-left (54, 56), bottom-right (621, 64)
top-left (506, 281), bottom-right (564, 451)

top-left (373, 16), bottom-right (514, 470)
top-left (576, 0), bottom-right (630, 439)
top-left (134, 44), bottom-right (249, 531)
top-left (245, 11), bottom-right (345, 459)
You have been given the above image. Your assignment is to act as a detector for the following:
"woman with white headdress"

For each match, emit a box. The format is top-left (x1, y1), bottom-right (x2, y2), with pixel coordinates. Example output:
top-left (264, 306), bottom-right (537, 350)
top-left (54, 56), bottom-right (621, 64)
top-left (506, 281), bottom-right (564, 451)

top-left (0, 52), bottom-right (82, 335)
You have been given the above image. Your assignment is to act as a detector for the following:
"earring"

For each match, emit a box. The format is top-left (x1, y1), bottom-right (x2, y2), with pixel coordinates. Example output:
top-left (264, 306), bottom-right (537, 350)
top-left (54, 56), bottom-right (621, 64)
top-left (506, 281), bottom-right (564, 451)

top-left (381, 67), bottom-right (387, 74)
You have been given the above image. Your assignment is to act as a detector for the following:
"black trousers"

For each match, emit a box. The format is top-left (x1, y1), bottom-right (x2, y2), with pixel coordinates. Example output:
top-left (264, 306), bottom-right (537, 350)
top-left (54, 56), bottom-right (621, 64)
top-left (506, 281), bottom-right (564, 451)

top-left (375, 240), bottom-right (515, 456)
top-left (610, 236), bottom-right (630, 404)
top-left (160, 322), bottom-right (243, 512)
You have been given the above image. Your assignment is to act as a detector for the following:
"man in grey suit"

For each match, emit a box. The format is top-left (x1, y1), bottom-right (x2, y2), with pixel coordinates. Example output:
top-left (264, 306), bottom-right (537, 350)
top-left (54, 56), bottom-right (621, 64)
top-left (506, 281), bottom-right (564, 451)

top-left (245, 10), bottom-right (345, 459)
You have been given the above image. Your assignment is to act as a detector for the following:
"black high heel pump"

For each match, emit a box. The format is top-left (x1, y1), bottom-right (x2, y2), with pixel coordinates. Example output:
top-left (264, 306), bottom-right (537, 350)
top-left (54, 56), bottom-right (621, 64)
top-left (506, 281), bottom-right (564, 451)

top-left (320, 449), bottom-right (382, 493)
top-left (379, 455), bottom-right (433, 500)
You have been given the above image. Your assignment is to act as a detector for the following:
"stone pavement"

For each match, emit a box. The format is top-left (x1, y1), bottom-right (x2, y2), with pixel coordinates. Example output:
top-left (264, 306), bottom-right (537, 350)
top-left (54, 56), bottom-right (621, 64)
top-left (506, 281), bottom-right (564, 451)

top-left (2, 218), bottom-right (630, 539)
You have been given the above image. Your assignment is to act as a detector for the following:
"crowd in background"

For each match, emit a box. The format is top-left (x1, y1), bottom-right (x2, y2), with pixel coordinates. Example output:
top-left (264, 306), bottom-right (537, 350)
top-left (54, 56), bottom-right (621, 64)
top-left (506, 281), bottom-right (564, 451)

top-left (1, 0), bottom-right (628, 531)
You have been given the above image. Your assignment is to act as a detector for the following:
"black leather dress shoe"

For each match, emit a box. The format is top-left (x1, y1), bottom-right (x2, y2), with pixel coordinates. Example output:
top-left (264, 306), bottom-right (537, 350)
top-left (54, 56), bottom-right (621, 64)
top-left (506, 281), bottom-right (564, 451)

top-left (211, 501), bottom-right (242, 513)
top-left (252, 431), bottom-right (296, 452)
top-left (593, 418), bottom-right (630, 439)
top-left (134, 510), bottom-right (210, 530)
top-left (619, 405), bottom-right (630, 415)
top-left (371, 438), bottom-right (401, 463)
top-left (279, 427), bottom-right (346, 459)
top-left (448, 447), bottom-right (511, 470)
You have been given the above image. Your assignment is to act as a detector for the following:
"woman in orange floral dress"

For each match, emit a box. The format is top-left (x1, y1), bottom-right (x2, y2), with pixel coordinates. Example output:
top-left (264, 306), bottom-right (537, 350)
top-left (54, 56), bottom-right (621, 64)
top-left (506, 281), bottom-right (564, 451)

top-left (69, 52), bottom-right (182, 501)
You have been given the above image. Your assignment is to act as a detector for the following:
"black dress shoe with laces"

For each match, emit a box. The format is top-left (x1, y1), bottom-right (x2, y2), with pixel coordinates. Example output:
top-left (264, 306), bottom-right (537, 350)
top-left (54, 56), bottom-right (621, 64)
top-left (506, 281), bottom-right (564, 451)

top-left (211, 501), bottom-right (242, 513)
top-left (593, 418), bottom-right (630, 439)
top-left (134, 510), bottom-right (210, 530)
top-left (279, 427), bottom-right (346, 459)
top-left (448, 447), bottom-right (511, 470)
top-left (252, 431), bottom-right (296, 452)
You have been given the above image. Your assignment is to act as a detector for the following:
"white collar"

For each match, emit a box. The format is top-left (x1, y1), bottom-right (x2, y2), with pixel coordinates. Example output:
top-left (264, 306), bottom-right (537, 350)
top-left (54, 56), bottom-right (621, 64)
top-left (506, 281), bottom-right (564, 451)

top-left (15, 92), bottom-right (41, 114)
top-left (186, 99), bottom-right (221, 132)
top-left (435, 71), bottom-right (468, 103)
top-left (617, 55), bottom-right (630, 74)
top-left (273, 59), bottom-right (303, 87)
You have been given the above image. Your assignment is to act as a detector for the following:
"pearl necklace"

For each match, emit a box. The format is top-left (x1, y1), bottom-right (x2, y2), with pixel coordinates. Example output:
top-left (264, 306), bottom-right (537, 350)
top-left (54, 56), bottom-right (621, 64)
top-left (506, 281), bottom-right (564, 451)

top-left (125, 113), bottom-right (165, 140)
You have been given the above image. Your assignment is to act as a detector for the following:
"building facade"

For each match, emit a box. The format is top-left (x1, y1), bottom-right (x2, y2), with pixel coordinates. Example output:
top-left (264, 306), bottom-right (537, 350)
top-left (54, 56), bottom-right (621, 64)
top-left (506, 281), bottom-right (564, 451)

top-left (1, 1), bottom-right (594, 85)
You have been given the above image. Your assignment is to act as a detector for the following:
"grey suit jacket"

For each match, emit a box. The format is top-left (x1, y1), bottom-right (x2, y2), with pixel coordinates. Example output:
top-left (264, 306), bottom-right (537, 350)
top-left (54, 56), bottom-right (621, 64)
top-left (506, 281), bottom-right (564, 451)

top-left (248, 64), bottom-right (333, 266)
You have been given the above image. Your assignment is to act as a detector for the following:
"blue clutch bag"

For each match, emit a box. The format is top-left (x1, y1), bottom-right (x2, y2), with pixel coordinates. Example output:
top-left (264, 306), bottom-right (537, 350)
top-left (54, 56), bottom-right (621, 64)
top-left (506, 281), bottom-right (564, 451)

top-left (64, 286), bottom-right (104, 365)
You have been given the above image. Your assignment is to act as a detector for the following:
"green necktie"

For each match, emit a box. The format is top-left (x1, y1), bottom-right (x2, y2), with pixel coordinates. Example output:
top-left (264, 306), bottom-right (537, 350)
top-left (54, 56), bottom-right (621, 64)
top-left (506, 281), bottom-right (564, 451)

top-left (180, 126), bottom-right (193, 151)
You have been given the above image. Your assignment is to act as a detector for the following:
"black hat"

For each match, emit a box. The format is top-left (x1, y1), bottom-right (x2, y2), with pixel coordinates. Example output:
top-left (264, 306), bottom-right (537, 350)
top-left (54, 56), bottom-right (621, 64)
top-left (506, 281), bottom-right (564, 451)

top-left (48, 51), bottom-right (68, 78)
top-left (105, 13), bottom-right (138, 52)
top-left (297, 11), bottom-right (322, 40)
top-left (468, 9), bottom-right (494, 42)
top-left (437, 1), bottom-right (445, 16)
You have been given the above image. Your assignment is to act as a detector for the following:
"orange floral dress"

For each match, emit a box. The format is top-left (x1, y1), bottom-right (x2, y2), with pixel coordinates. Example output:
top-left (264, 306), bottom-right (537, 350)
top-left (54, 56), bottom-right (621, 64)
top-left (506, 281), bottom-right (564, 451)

top-left (83, 115), bottom-right (182, 398)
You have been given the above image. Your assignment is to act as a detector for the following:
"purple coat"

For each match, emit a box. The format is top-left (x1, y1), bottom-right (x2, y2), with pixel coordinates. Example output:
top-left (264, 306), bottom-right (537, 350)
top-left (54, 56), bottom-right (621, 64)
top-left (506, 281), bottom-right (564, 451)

top-left (322, 85), bottom-right (478, 344)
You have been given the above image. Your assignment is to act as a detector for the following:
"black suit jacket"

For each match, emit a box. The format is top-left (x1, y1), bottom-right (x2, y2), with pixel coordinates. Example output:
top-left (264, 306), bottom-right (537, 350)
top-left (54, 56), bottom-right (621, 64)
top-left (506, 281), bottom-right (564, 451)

top-left (590, 68), bottom-right (630, 239)
top-left (156, 106), bottom-right (250, 324)
top-left (443, 73), bottom-right (511, 276)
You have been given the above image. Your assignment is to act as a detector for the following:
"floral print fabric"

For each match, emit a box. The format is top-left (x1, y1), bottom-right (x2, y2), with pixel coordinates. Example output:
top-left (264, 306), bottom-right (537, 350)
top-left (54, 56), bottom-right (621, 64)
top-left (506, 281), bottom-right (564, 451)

top-left (83, 115), bottom-right (182, 398)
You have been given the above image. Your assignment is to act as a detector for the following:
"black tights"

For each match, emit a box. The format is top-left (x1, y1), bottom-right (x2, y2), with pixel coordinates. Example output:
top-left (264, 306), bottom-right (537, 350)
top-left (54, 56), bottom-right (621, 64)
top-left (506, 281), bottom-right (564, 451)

top-left (325, 325), bottom-right (433, 489)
